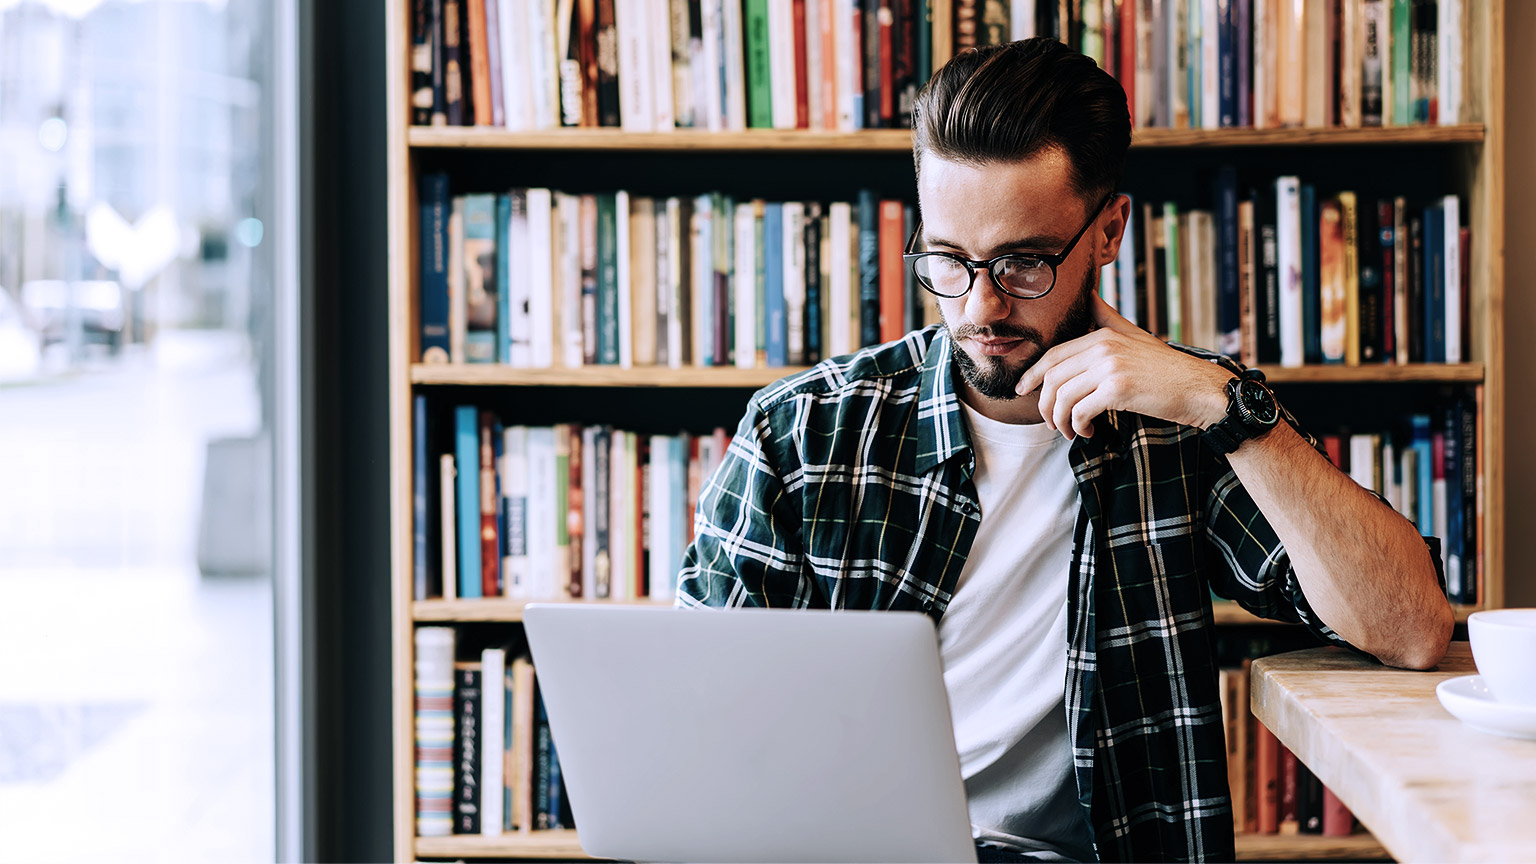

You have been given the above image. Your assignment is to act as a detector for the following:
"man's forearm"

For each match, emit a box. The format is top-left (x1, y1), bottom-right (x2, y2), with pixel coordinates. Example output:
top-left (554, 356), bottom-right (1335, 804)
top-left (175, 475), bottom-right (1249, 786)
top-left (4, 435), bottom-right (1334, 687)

top-left (1224, 420), bottom-right (1453, 669)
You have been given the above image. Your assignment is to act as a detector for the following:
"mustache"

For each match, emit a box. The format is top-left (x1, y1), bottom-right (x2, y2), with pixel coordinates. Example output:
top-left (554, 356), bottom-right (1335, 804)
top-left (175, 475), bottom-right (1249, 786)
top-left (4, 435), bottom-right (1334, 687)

top-left (949, 322), bottom-right (1043, 342)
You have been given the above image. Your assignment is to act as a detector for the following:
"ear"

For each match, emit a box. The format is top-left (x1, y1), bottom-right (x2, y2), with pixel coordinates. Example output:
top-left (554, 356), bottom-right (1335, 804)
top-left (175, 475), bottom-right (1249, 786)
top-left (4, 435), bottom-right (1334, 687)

top-left (1095, 194), bottom-right (1131, 267)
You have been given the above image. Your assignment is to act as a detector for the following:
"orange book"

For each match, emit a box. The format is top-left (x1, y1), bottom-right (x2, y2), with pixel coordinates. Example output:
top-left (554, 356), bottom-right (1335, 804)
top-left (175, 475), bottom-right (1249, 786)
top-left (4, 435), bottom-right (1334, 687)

top-left (1319, 198), bottom-right (1346, 363)
top-left (1256, 721), bottom-right (1281, 834)
top-left (1322, 786), bottom-right (1354, 836)
top-left (793, 0), bottom-right (810, 128)
top-left (878, 200), bottom-right (906, 343)
top-left (820, 0), bottom-right (837, 129)
top-left (465, 0), bottom-right (492, 126)
top-left (1278, 0), bottom-right (1305, 126)
top-left (1221, 668), bottom-right (1250, 834)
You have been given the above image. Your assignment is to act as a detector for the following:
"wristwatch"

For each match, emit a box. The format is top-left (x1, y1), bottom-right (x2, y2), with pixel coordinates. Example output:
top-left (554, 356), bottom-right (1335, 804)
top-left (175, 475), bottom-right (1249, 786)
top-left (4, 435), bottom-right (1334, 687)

top-left (1201, 369), bottom-right (1280, 454)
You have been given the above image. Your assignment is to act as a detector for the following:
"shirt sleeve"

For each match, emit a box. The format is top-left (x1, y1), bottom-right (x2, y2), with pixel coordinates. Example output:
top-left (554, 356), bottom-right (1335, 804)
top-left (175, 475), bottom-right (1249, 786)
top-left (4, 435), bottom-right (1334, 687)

top-left (674, 394), bottom-right (820, 609)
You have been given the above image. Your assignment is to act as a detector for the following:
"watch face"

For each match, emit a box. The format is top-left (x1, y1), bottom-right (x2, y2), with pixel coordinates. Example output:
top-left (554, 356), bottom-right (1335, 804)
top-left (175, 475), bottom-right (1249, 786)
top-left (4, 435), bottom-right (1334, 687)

top-left (1239, 379), bottom-right (1279, 425)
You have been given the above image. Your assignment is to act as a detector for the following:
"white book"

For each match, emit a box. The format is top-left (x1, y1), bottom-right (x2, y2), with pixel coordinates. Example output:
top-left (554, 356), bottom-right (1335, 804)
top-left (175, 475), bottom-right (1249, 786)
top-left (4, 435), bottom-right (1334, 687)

top-left (768, 0), bottom-right (797, 129)
top-left (735, 202), bottom-right (757, 369)
top-left (479, 646), bottom-right (506, 836)
top-left (655, 199), bottom-right (672, 366)
top-left (1202, 0), bottom-right (1219, 129)
top-left (1400, 447), bottom-right (1420, 527)
top-left (1443, 194), bottom-right (1461, 364)
top-left (556, 193), bottom-right (585, 368)
top-left (1185, 211), bottom-right (1208, 349)
top-left (648, 435), bottom-right (674, 600)
top-left (1117, 197), bottom-right (1138, 324)
top-left (1168, 0), bottom-right (1189, 128)
top-left (1383, 439), bottom-right (1400, 514)
top-left (651, 0), bottom-right (677, 129)
top-left (439, 454), bottom-right (458, 601)
top-left (1373, 0), bottom-right (1392, 125)
top-left (618, 0), bottom-right (654, 131)
top-left (668, 0), bottom-right (696, 127)
top-left (1349, 434), bottom-right (1380, 493)
top-left (828, 201), bottom-right (852, 357)
top-left (1253, 0), bottom-right (1270, 129)
top-left (700, 0), bottom-right (725, 131)
top-left (1432, 461), bottom-right (1448, 553)
top-left (1012, 0), bottom-right (1037, 40)
top-left (665, 198), bottom-right (684, 367)
top-left (1100, 262), bottom-right (1118, 308)
top-left (499, 0), bottom-right (530, 130)
top-left (508, 190), bottom-right (533, 366)
top-left (834, 0), bottom-right (858, 131)
top-left (503, 425), bottom-right (529, 598)
top-left (693, 196), bottom-right (713, 368)
top-left (805, 0), bottom-right (823, 129)
top-left (581, 425), bottom-right (598, 598)
top-left (616, 190), bottom-right (634, 368)
top-left (722, 0), bottom-right (747, 130)
top-left (783, 203), bottom-right (806, 365)
top-left (529, 0), bottom-right (560, 129)
top-left (1276, 177), bottom-right (1304, 367)
top-left (526, 189), bottom-right (555, 367)
top-left (1438, 0), bottom-right (1461, 125)
top-left (449, 200), bottom-right (466, 363)
top-left (525, 426), bottom-right (556, 599)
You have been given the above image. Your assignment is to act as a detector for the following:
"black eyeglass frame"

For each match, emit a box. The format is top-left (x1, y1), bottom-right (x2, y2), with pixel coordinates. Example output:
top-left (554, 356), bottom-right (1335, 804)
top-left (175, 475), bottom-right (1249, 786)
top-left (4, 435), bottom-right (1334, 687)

top-left (902, 192), bottom-right (1118, 301)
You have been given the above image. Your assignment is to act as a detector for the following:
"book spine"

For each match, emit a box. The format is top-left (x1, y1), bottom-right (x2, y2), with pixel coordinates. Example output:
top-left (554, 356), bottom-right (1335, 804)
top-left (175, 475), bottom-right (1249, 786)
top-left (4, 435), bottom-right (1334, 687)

top-left (421, 174), bottom-right (452, 362)
top-left (669, 0), bottom-right (695, 127)
top-left (822, 0), bottom-right (840, 128)
top-left (793, 0), bottom-right (811, 127)
top-left (1358, 194), bottom-right (1384, 363)
top-left (480, 412), bottom-right (500, 597)
top-left (807, 0), bottom-right (824, 128)
top-left (594, 426), bottom-right (612, 597)
top-left (1162, 202), bottom-right (1183, 343)
top-left (479, 649), bottom-right (505, 836)
top-left (533, 684), bottom-right (552, 829)
top-left (462, 194), bottom-right (499, 363)
top-left (1276, 176), bottom-right (1303, 367)
top-left (1424, 203), bottom-right (1444, 362)
top-left (1442, 402), bottom-right (1462, 600)
top-left (1339, 191), bottom-right (1361, 365)
top-left (770, 0), bottom-right (799, 128)
top-left (580, 194), bottom-right (599, 365)
top-left (1318, 196), bottom-right (1345, 363)
top-left (1460, 390), bottom-right (1478, 604)
top-left (466, 0), bottom-right (492, 125)
top-left (805, 203), bottom-right (824, 363)
top-left (1377, 198), bottom-right (1396, 362)
top-left (415, 628), bottom-right (456, 836)
top-left (1299, 183), bottom-right (1320, 363)
top-left (878, 199), bottom-right (905, 343)
top-left (1442, 194), bottom-right (1460, 363)
top-left (714, 193), bottom-right (733, 367)
top-left (597, 193), bottom-right (619, 364)
top-left (595, 0), bottom-right (620, 125)
top-left (1215, 166), bottom-right (1240, 354)
top-left (1392, 0), bottom-right (1410, 124)
top-left (487, 0), bottom-right (508, 127)
top-left (1437, 0), bottom-right (1459, 124)
top-left (496, 194), bottom-right (513, 364)
top-left (675, 198), bottom-right (694, 365)
top-left (453, 665), bottom-right (482, 833)
top-left (858, 190), bottom-right (880, 346)
top-left (413, 0), bottom-right (437, 125)
top-left (1238, 198), bottom-right (1256, 364)
top-left (581, 426), bottom-right (597, 597)
top-left (1321, 786), bottom-right (1353, 836)
top-left (566, 425), bottom-right (584, 598)
top-left (764, 203), bottom-right (787, 365)
top-left (505, 426), bottom-right (529, 597)
top-left (1279, 745), bottom-right (1301, 833)
top-left (1256, 720), bottom-right (1279, 834)
top-left (745, 0), bottom-right (773, 127)
top-left (863, 0), bottom-right (882, 127)
top-left (455, 405), bottom-right (482, 598)
top-left (735, 203), bottom-right (758, 368)
top-left (616, 190), bottom-right (633, 367)
top-left (783, 203), bottom-right (806, 364)
top-left (1118, 193), bottom-right (1139, 323)
top-left (414, 396), bottom-right (432, 600)
top-left (630, 196), bottom-right (657, 366)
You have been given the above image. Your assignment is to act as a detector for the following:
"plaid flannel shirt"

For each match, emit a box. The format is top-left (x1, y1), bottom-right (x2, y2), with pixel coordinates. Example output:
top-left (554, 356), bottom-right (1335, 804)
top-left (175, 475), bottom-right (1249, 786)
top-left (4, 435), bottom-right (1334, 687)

top-left (676, 324), bottom-right (1356, 863)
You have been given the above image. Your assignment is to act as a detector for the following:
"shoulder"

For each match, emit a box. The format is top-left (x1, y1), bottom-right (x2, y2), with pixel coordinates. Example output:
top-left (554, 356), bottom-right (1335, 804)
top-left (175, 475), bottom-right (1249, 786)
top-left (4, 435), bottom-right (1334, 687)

top-left (749, 326), bottom-right (940, 415)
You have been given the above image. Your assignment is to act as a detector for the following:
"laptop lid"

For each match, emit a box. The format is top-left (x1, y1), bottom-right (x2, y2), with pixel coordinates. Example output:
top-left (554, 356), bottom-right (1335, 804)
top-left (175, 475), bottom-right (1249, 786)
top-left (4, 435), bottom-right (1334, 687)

top-left (522, 604), bottom-right (977, 864)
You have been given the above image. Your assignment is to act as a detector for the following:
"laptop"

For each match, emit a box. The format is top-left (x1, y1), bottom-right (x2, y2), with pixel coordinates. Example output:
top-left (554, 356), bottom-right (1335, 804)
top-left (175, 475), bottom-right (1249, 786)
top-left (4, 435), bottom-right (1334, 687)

top-left (522, 604), bottom-right (978, 864)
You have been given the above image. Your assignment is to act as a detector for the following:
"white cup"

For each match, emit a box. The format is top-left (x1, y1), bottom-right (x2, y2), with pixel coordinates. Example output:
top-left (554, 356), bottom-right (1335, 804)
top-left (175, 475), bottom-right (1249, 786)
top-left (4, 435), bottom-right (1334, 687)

top-left (1468, 609), bottom-right (1536, 706)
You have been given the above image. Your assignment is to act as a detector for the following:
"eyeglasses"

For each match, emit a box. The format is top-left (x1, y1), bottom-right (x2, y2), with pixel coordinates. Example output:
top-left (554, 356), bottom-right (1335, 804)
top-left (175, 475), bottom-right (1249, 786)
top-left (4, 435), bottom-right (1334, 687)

top-left (903, 192), bottom-right (1117, 300)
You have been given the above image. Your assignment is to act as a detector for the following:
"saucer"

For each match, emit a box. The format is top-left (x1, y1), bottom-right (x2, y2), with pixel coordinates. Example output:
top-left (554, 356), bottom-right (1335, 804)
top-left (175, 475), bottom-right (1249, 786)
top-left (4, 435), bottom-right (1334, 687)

top-left (1435, 675), bottom-right (1536, 741)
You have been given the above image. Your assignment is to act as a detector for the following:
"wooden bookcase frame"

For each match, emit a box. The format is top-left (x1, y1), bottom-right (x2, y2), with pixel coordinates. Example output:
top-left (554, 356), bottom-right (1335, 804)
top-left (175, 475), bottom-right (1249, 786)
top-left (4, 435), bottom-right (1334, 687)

top-left (384, 2), bottom-right (1505, 859)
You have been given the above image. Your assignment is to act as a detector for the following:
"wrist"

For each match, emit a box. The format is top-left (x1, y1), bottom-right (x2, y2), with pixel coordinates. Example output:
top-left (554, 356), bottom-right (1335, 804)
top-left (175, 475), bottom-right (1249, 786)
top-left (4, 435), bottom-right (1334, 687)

top-left (1188, 374), bottom-right (1235, 429)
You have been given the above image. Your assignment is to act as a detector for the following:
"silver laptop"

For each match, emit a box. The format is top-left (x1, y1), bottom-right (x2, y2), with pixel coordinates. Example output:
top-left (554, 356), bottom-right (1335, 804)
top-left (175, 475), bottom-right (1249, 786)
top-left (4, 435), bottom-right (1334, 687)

top-left (522, 604), bottom-right (978, 864)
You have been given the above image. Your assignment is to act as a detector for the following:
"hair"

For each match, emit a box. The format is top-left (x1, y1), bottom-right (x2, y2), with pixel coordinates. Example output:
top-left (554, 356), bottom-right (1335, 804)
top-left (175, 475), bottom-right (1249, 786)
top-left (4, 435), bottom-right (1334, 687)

top-left (913, 38), bottom-right (1132, 206)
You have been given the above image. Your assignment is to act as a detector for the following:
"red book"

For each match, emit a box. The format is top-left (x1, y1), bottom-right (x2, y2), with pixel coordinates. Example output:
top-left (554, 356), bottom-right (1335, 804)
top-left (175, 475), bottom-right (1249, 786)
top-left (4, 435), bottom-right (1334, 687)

top-left (1120, 0), bottom-right (1136, 125)
top-left (1255, 721), bottom-right (1280, 834)
top-left (1322, 786), bottom-right (1354, 836)
top-left (820, 0), bottom-right (837, 128)
top-left (792, 0), bottom-right (810, 128)
top-left (878, 0), bottom-right (895, 122)
top-left (1379, 199), bottom-right (1396, 362)
top-left (567, 425), bottom-right (585, 599)
top-left (1278, 745), bottom-right (1301, 833)
top-left (465, 0), bottom-right (492, 126)
top-left (1322, 435), bottom-right (1343, 470)
top-left (479, 412), bottom-right (500, 598)
top-left (686, 436), bottom-right (703, 546)
top-left (578, 0), bottom-right (599, 126)
top-left (878, 199), bottom-right (906, 343)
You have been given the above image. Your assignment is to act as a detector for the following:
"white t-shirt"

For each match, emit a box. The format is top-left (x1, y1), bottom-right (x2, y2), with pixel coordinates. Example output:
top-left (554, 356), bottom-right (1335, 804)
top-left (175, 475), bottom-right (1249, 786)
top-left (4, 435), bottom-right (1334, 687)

top-left (937, 401), bottom-right (1096, 862)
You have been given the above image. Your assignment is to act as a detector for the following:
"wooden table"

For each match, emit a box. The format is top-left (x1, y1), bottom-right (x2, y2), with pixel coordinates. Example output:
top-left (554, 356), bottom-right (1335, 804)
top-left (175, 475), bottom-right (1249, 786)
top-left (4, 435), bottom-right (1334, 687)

top-left (1252, 643), bottom-right (1536, 863)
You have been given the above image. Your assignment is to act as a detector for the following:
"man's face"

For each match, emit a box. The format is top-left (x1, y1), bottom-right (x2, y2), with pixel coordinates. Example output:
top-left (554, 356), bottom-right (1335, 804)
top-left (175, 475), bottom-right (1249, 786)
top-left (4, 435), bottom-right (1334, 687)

top-left (916, 150), bottom-right (1111, 403)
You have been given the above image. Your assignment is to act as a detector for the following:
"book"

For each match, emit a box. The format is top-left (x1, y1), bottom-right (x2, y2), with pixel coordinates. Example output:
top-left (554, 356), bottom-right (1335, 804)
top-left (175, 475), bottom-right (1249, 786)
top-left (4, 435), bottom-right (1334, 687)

top-left (479, 412), bottom-right (501, 597)
top-left (420, 174), bottom-right (452, 363)
top-left (453, 662), bottom-right (483, 833)
top-left (455, 405), bottom-right (482, 598)
top-left (858, 190), bottom-right (881, 347)
top-left (1275, 176), bottom-right (1303, 367)
top-left (1318, 196), bottom-right (1345, 363)
top-left (879, 199), bottom-right (906, 344)
top-left (414, 627), bottom-right (456, 836)
top-left (480, 647), bottom-right (506, 835)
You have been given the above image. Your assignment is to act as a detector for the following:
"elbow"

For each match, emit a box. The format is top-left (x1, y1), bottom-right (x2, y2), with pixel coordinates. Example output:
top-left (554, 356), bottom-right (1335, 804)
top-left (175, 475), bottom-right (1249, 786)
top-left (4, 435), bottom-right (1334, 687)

top-left (1381, 594), bottom-right (1455, 671)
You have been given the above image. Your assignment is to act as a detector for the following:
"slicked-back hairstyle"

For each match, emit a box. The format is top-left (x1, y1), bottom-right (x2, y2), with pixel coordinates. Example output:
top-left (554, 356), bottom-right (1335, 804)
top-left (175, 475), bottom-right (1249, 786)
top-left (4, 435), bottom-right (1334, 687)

top-left (913, 38), bottom-right (1131, 207)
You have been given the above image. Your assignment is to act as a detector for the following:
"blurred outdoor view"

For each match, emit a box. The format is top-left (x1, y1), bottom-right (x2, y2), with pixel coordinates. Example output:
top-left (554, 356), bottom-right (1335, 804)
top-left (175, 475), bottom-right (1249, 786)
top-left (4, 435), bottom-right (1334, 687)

top-left (0, 0), bottom-right (276, 860)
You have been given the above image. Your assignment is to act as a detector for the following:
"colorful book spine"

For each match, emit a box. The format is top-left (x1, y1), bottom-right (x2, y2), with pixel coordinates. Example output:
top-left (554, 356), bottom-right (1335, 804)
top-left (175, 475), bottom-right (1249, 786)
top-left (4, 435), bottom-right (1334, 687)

top-left (414, 627), bottom-right (456, 836)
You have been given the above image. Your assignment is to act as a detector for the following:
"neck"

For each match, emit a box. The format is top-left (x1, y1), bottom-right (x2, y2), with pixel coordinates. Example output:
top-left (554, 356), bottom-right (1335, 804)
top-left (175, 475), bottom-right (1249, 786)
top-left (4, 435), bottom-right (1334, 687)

top-left (956, 375), bottom-right (1048, 426)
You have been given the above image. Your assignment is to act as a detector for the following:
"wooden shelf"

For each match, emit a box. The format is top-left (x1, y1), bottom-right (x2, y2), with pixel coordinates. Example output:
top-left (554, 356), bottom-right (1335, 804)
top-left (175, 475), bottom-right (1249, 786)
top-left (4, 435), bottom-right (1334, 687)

top-left (1233, 831), bottom-right (1390, 861)
top-left (408, 124), bottom-right (1484, 153)
top-left (415, 829), bottom-right (1384, 861)
top-left (410, 362), bottom-right (1481, 388)
top-left (414, 597), bottom-right (672, 622)
top-left (415, 830), bottom-right (602, 860)
top-left (1214, 602), bottom-right (1482, 627)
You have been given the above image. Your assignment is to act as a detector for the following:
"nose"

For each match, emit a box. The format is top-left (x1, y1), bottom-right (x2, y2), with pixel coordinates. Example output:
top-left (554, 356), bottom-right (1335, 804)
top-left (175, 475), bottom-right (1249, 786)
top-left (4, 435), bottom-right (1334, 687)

top-left (962, 267), bottom-right (1013, 327)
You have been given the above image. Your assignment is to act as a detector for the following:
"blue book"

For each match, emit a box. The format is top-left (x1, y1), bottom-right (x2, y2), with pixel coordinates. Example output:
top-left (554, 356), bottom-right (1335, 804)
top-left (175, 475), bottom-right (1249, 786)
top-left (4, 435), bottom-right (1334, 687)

top-left (462, 194), bottom-right (499, 364)
top-left (1301, 184), bottom-right (1322, 364)
top-left (669, 435), bottom-right (689, 597)
top-left (857, 190), bottom-right (880, 347)
top-left (763, 203), bottom-right (787, 367)
top-left (1441, 405), bottom-right (1463, 601)
top-left (455, 405), bottom-right (482, 599)
top-left (495, 194), bottom-right (512, 364)
top-left (1424, 204), bottom-right (1446, 363)
top-left (533, 685), bottom-right (552, 827)
top-left (419, 173), bottom-right (452, 362)
top-left (414, 395), bottom-right (430, 600)
top-left (1218, 0), bottom-right (1235, 127)
top-left (1215, 166), bottom-right (1240, 354)
top-left (1234, 0), bottom-right (1251, 127)
top-left (1410, 414), bottom-right (1433, 535)
top-left (597, 193), bottom-right (619, 365)
top-left (547, 722), bottom-right (566, 828)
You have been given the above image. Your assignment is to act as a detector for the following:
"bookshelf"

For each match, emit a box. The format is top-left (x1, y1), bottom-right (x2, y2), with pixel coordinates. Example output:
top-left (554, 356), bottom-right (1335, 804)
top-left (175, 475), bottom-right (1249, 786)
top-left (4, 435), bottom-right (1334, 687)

top-left (386, 3), bottom-right (1506, 863)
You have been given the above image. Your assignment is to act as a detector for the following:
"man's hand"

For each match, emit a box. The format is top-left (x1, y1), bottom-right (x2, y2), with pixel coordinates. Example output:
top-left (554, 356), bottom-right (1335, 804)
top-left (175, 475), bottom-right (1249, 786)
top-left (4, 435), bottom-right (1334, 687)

top-left (1015, 293), bottom-right (1237, 439)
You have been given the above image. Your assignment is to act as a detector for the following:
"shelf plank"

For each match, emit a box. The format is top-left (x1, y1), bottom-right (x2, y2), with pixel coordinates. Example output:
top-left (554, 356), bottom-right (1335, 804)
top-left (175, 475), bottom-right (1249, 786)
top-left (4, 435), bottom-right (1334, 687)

top-left (408, 125), bottom-right (1484, 152)
top-left (411, 362), bottom-right (1482, 388)
top-left (1214, 602), bottom-right (1481, 626)
top-left (415, 830), bottom-right (603, 860)
top-left (1233, 832), bottom-right (1390, 861)
top-left (415, 829), bottom-right (1385, 861)
top-left (414, 597), bottom-right (673, 622)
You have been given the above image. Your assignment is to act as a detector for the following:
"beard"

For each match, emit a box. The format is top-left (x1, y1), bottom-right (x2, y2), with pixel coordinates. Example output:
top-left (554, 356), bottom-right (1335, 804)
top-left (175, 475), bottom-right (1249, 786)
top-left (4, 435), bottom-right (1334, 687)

top-left (943, 270), bottom-right (1098, 401)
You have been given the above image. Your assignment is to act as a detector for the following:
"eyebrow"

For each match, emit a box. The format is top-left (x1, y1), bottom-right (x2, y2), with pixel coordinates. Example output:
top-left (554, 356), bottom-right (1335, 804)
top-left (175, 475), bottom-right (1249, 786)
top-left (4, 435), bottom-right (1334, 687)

top-left (922, 232), bottom-right (1068, 256)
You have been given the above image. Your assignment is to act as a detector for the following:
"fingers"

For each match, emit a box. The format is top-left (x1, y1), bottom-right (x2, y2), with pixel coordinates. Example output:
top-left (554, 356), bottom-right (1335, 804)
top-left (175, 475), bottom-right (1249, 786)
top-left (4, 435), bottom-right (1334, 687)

top-left (1032, 345), bottom-right (1105, 428)
top-left (1016, 328), bottom-right (1110, 397)
top-left (1047, 367), bottom-right (1104, 439)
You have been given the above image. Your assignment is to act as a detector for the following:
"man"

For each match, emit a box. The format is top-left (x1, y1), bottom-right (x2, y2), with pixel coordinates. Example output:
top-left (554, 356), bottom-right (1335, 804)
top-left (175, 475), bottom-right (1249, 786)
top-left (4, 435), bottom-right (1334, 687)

top-left (676, 38), bottom-right (1451, 863)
